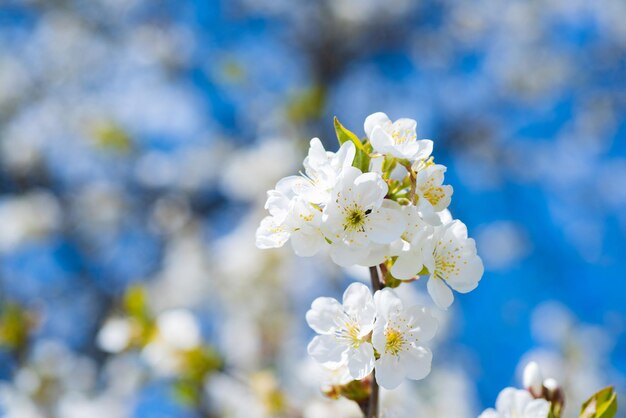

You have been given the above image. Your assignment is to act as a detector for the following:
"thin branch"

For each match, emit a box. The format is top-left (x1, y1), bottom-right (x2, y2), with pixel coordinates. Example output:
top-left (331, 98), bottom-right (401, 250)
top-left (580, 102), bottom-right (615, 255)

top-left (367, 266), bottom-right (382, 418)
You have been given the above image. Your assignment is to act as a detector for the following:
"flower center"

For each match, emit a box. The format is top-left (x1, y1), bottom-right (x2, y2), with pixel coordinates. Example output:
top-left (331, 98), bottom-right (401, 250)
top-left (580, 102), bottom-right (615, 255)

top-left (336, 320), bottom-right (362, 348)
top-left (433, 243), bottom-right (462, 280)
top-left (384, 328), bottom-right (405, 356)
top-left (342, 205), bottom-right (370, 233)
top-left (423, 186), bottom-right (445, 207)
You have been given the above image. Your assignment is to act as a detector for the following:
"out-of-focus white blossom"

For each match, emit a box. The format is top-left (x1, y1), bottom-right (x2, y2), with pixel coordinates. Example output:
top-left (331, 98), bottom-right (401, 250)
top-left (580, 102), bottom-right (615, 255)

top-left (0, 191), bottom-right (61, 252)
top-left (142, 309), bottom-right (201, 376)
top-left (97, 318), bottom-right (132, 354)
top-left (479, 387), bottom-right (549, 418)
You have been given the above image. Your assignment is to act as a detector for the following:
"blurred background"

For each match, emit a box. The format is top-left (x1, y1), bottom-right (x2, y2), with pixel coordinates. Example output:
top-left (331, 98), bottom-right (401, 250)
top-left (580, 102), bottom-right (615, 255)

top-left (0, 0), bottom-right (625, 417)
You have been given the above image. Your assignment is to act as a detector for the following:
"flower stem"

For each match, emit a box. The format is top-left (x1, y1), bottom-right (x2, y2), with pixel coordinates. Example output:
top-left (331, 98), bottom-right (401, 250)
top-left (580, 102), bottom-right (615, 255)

top-left (367, 266), bottom-right (382, 418)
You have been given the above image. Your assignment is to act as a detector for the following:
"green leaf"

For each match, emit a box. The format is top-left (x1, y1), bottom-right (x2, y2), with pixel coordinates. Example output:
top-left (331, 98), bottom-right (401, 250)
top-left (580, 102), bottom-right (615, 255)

top-left (334, 117), bottom-right (364, 149)
top-left (580, 387), bottom-right (618, 418)
top-left (334, 117), bottom-right (370, 172)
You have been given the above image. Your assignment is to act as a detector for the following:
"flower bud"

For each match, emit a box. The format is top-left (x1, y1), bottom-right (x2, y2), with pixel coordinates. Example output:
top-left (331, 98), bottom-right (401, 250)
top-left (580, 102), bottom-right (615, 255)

top-left (523, 361), bottom-right (543, 397)
top-left (542, 377), bottom-right (565, 410)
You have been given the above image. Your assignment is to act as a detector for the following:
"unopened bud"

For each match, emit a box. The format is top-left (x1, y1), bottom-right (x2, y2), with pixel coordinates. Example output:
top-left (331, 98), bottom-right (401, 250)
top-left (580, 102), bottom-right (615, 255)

top-left (542, 377), bottom-right (565, 409)
top-left (523, 361), bottom-right (543, 397)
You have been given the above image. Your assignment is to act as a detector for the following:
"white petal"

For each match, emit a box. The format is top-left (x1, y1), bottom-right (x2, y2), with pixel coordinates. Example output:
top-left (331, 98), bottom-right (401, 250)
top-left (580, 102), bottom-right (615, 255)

top-left (337, 165), bottom-right (362, 186)
top-left (298, 183), bottom-right (329, 205)
top-left (367, 201), bottom-right (404, 244)
top-left (370, 126), bottom-right (393, 155)
top-left (364, 112), bottom-right (390, 138)
top-left (392, 118), bottom-right (417, 133)
top-left (414, 139), bottom-right (433, 160)
top-left (404, 306), bottom-right (438, 342)
top-left (353, 172), bottom-right (388, 207)
top-left (336, 140), bottom-right (356, 170)
top-left (446, 255), bottom-right (484, 293)
top-left (477, 409), bottom-right (500, 418)
top-left (390, 253), bottom-right (422, 280)
top-left (374, 355), bottom-right (404, 390)
top-left (437, 209), bottom-right (453, 225)
top-left (342, 283), bottom-right (375, 335)
top-left (305, 137), bottom-right (327, 167)
top-left (399, 345), bottom-right (432, 380)
top-left (371, 319), bottom-right (387, 354)
top-left (275, 175), bottom-right (306, 198)
top-left (329, 242), bottom-right (369, 267)
top-left (524, 399), bottom-right (550, 418)
top-left (290, 230), bottom-right (323, 257)
top-left (495, 388), bottom-right (530, 414)
top-left (446, 219), bottom-right (468, 240)
top-left (255, 216), bottom-right (289, 249)
top-left (358, 243), bottom-right (392, 267)
top-left (347, 343), bottom-right (375, 380)
top-left (374, 288), bottom-right (403, 321)
top-left (395, 141), bottom-right (421, 160)
top-left (307, 335), bottom-right (346, 364)
top-left (306, 297), bottom-right (344, 334)
top-left (427, 277), bottom-right (454, 309)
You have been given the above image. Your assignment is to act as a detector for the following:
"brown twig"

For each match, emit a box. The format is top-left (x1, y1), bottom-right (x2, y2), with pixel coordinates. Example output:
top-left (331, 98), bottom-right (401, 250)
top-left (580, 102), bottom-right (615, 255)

top-left (367, 266), bottom-right (382, 418)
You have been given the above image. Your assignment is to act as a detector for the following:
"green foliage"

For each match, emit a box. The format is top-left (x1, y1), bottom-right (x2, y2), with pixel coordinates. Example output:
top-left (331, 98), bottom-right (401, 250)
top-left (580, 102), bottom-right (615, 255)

top-left (287, 85), bottom-right (326, 123)
top-left (124, 285), bottom-right (149, 321)
top-left (182, 346), bottom-right (222, 382)
top-left (122, 285), bottom-right (154, 347)
top-left (580, 387), bottom-right (618, 418)
top-left (91, 121), bottom-right (132, 153)
top-left (334, 116), bottom-right (370, 172)
top-left (0, 302), bottom-right (32, 350)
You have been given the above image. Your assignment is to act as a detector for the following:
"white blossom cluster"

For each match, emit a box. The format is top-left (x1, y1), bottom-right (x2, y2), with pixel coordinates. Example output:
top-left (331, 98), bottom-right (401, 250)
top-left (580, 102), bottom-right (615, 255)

top-left (256, 112), bottom-right (484, 392)
top-left (256, 112), bottom-right (484, 310)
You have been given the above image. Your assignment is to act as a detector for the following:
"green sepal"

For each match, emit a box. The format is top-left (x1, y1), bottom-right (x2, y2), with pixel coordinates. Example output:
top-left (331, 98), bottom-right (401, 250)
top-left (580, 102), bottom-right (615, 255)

top-left (580, 387), bottom-right (618, 418)
top-left (417, 266), bottom-right (430, 276)
top-left (334, 117), bottom-right (370, 172)
top-left (381, 155), bottom-right (397, 179)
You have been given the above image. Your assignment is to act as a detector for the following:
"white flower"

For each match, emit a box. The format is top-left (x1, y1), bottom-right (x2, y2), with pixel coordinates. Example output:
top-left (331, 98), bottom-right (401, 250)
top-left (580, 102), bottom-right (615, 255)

top-left (306, 283), bottom-right (376, 380)
top-left (389, 205), bottom-right (434, 280)
top-left (255, 176), bottom-right (325, 256)
top-left (142, 309), bottom-right (201, 376)
top-left (479, 387), bottom-right (550, 418)
top-left (372, 288), bottom-right (437, 389)
top-left (96, 318), bottom-right (132, 354)
top-left (295, 137), bottom-right (356, 204)
top-left (424, 220), bottom-right (484, 309)
top-left (364, 112), bottom-right (433, 161)
top-left (323, 166), bottom-right (404, 266)
top-left (414, 164), bottom-right (453, 224)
